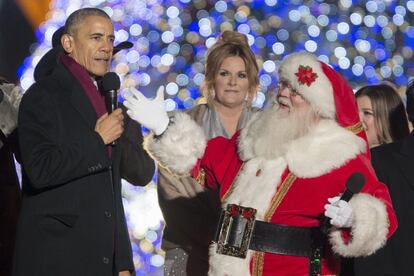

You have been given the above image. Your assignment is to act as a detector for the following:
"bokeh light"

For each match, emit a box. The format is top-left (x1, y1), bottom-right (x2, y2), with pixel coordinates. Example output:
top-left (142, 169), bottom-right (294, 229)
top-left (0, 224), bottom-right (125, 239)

top-left (19, 1), bottom-right (414, 274)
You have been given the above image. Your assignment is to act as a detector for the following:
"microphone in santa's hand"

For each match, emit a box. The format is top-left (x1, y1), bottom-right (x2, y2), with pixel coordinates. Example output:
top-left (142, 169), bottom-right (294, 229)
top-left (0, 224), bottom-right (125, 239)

top-left (321, 172), bottom-right (366, 234)
top-left (101, 72), bottom-right (121, 146)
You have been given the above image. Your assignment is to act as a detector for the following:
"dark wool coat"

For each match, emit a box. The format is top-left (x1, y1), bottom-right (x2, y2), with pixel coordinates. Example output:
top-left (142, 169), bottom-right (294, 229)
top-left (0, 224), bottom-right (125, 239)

top-left (0, 131), bottom-right (21, 276)
top-left (0, 80), bottom-right (22, 276)
top-left (349, 131), bottom-right (414, 276)
top-left (14, 63), bottom-right (154, 276)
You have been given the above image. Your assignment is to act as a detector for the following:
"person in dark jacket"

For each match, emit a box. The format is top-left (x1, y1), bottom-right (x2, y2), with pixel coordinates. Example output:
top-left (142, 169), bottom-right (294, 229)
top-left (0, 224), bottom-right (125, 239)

top-left (0, 78), bottom-right (22, 276)
top-left (14, 8), bottom-right (154, 276)
top-left (343, 82), bottom-right (413, 276)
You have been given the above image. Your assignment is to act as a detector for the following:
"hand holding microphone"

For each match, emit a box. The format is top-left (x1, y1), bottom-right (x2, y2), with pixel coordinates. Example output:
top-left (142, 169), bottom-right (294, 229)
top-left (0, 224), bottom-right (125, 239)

top-left (323, 173), bottom-right (365, 230)
top-left (95, 72), bottom-right (124, 145)
top-left (95, 109), bottom-right (124, 145)
top-left (324, 197), bottom-right (354, 228)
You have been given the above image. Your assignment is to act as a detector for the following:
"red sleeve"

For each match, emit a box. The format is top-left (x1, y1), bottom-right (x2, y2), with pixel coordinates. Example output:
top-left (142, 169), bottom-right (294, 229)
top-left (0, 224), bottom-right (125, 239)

top-left (191, 131), bottom-right (243, 194)
top-left (341, 155), bottom-right (398, 240)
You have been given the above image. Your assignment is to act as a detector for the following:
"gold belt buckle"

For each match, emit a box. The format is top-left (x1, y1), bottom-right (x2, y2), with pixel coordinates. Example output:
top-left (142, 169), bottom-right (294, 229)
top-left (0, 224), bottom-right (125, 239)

top-left (215, 204), bottom-right (257, 258)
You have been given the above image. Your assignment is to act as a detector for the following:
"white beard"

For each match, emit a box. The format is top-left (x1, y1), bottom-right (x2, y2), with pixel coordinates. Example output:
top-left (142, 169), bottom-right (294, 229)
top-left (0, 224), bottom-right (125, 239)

top-left (240, 104), bottom-right (317, 160)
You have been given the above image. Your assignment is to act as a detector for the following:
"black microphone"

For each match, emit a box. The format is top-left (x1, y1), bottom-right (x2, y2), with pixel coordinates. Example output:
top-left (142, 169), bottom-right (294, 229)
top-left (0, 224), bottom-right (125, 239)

top-left (102, 72), bottom-right (120, 114)
top-left (321, 172), bottom-right (365, 233)
top-left (339, 173), bottom-right (365, 202)
top-left (101, 72), bottom-right (121, 146)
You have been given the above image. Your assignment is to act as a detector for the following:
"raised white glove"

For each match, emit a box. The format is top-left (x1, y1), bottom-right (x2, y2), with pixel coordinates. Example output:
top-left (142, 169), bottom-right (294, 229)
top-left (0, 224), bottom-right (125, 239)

top-left (324, 196), bottom-right (354, 228)
top-left (123, 86), bottom-right (169, 136)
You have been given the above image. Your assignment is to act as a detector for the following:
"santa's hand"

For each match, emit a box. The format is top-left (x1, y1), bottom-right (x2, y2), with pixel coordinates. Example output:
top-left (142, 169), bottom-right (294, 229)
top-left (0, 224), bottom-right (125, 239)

top-left (123, 86), bottom-right (169, 135)
top-left (324, 196), bottom-right (354, 228)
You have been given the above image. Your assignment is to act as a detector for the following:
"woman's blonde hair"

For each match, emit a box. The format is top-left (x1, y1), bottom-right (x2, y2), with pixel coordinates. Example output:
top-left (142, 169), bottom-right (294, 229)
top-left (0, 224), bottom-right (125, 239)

top-left (200, 31), bottom-right (259, 103)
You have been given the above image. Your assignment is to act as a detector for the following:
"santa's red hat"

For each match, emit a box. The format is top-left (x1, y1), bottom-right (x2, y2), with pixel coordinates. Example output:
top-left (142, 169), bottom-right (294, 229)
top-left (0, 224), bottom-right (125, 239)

top-left (278, 51), bottom-right (369, 156)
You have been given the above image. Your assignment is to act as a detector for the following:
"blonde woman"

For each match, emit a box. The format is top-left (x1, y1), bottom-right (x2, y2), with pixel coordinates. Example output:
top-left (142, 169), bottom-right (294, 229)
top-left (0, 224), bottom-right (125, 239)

top-left (158, 31), bottom-right (260, 276)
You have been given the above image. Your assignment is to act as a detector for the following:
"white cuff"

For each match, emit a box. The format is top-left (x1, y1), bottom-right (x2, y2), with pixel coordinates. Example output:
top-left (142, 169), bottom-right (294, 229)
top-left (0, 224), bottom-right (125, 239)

top-left (329, 193), bottom-right (389, 257)
top-left (144, 112), bottom-right (206, 175)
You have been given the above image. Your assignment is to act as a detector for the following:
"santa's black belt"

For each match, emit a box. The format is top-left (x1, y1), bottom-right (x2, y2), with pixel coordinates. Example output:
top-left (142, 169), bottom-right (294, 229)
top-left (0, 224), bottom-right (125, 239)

top-left (213, 204), bottom-right (325, 262)
top-left (213, 204), bottom-right (325, 276)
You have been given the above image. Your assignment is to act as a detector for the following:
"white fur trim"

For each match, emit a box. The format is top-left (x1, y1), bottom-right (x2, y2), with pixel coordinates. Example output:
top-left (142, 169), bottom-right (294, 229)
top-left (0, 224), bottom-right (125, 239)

top-left (208, 243), bottom-right (252, 276)
top-left (329, 193), bottom-right (389, 257)
top-left (279, 51), bottom-right (335, 119)
top-left (145, 112), bottom-right (206, 175)
top-left (240, 118), bottom-right (366, 178)
top-left (226, 157), bottom-right (286, 218)
top-left (0, 82), bottom-right (22, 136)
top-left (208, 157), bottom-right (287, 275)
top-left (286, 120), bottom-right (366, 178)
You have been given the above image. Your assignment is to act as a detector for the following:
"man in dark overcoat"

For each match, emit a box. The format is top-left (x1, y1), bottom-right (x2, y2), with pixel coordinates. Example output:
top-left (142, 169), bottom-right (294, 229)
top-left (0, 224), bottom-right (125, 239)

top-left (14, 8), bottom-right (154, 276)
top-left (0, 79), bottom-right (22, 276)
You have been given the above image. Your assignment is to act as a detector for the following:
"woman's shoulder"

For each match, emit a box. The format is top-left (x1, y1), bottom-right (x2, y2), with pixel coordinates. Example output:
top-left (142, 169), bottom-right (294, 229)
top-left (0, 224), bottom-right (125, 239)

top-left (185, 103), bottom-right (208, 115)
top-left (370, 141), bottom-right (399, 161)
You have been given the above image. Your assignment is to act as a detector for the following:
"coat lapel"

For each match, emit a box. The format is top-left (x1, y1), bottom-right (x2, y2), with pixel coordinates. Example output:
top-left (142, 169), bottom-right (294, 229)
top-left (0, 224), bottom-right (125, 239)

top-left (56, 64), bottom-right (98, 128)
top-left (70, 83), bottom-right (98, 129)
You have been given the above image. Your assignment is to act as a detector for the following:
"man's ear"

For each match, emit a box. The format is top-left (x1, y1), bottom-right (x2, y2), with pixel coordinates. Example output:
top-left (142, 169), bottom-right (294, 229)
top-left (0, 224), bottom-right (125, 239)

top-left (61, 34), bottom-right (73, 54)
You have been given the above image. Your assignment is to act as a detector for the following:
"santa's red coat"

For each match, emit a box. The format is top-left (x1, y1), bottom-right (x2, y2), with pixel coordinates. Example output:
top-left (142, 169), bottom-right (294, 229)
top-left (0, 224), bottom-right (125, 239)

top-left (146, 112), bottom-right (397, 276)
top-left (192, 128), bottom-right (397, 276)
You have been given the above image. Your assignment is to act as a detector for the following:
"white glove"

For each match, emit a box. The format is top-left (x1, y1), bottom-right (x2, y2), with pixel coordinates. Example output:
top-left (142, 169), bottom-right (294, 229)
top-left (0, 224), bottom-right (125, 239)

top-left (123, 86), bottom-right (169, 136)
top-left (324, 196), bottom-right (354, 228)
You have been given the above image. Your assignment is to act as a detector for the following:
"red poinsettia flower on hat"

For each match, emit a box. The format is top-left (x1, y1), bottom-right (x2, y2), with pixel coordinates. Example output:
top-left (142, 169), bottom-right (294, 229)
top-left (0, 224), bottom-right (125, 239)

top-left (295, 65), bottom-right (318, 87)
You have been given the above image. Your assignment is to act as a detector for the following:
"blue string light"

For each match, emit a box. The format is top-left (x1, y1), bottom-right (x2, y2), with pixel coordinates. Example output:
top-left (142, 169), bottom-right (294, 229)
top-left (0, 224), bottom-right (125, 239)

top-left (19, 1), bottom-right (414, 274)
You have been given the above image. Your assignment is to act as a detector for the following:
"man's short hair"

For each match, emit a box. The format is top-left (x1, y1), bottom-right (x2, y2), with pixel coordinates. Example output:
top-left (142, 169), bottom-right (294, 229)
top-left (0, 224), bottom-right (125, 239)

top-left (64, 8), bottom-right (111, 36)
top-left (406, 80), bottom-right (414, 125)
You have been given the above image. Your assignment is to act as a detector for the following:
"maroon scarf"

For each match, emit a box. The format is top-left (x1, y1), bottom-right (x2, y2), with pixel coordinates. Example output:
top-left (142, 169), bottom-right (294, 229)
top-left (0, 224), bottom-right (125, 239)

top-left (59, 53), bottom-right (112, 157)
top-left (59, 54), bottom-right (107, 116)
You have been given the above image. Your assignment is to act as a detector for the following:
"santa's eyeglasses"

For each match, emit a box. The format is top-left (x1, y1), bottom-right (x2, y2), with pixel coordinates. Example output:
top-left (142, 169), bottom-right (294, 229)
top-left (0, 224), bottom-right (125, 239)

top-left (277, 81), bottom-right (299, 96)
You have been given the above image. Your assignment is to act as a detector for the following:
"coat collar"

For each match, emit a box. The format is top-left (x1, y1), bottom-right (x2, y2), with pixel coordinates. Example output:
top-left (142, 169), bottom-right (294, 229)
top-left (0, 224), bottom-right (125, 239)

top-left (239, 119), bottom-right (367, 178)
top-left (285, 120), bottom-right (366, 178)
top-left (53, 63), bottom-right (98, 129)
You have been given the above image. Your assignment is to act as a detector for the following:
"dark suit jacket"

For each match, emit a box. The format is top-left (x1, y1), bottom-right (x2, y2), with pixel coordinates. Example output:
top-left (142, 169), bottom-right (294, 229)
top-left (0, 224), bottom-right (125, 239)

top-left (14, 63), bottom-right (155, 276)
top-left (350, 131), bottom-right (414, 276)
top-left (0, 130), bottom-right (21, 276)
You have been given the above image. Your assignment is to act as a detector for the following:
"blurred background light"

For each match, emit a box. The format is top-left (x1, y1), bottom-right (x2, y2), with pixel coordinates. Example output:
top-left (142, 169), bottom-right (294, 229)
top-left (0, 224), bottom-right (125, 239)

top-left (16, 1), bottom-right (414, 275)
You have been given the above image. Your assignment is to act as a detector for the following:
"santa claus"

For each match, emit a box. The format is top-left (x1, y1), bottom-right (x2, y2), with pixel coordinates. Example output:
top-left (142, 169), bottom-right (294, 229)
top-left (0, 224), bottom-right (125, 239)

top-left (124, 51), bottom-right (397, 275)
